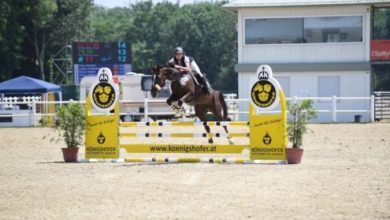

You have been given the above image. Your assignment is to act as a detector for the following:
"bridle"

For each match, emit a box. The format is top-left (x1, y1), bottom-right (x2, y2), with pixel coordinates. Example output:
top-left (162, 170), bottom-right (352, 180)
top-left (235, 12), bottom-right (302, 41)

top-left (152, 66), bottom-right (186, 92)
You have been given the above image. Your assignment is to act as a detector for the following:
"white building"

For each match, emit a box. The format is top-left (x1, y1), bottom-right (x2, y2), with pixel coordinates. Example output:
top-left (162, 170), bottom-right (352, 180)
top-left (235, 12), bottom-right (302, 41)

top-left (223, 0), bottom-right (390, 122)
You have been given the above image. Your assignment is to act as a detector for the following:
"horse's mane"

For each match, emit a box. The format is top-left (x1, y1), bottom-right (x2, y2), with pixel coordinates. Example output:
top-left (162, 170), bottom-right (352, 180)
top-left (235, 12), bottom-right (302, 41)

top-left (153, 63), bottom-right (192, 73)
top-left (152, 64), bottom-right (190, 82)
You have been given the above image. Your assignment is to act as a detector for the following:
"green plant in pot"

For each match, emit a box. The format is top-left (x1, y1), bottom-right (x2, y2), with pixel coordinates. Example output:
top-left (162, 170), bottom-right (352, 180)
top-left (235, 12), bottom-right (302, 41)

top-left (55, 102), bottom-right (85, 162)
top-left (286, 99), bottom-right (317, 164)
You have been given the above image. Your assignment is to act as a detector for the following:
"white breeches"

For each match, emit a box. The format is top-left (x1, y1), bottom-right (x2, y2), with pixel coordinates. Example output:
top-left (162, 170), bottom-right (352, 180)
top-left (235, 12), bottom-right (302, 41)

top-left (191, 60), bottom-right (203, 77)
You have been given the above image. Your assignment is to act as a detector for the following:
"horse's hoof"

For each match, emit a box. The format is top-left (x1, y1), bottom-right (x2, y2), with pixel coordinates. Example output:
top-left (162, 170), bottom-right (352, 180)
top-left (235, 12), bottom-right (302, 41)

top-left (208, 139), bottom-right (214, 144)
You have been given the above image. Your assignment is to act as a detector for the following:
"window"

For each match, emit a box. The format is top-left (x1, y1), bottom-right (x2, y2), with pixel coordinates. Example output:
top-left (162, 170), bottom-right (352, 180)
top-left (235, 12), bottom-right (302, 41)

top-left (245, 18), bottom-right (303, 44)
top-left (318, 76), bottom-right (340, 97)
top-left (245, 16), bottom-right (363, 45)
top-left (304, 16), bottom-right (363, 43)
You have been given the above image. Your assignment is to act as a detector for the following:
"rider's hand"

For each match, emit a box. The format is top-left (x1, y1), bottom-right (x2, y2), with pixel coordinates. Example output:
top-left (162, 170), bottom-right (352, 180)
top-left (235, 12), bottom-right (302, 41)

top-left (175, 65), bottom-right (185, 72)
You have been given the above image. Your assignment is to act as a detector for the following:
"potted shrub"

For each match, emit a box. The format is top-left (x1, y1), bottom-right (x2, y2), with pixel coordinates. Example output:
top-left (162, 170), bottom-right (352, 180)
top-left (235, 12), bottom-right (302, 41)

top-left (55, 102), bottom-right (85, 162)
top-left (286, 99), bottom-right (317, 164)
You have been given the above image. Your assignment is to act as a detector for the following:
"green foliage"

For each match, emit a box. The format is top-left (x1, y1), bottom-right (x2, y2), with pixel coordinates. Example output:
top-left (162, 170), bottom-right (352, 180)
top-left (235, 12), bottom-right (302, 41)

top-left (125, 1), bottom-right (181, 73)
top-left (287, 100), bottom-right (317, 148)
top-left (0, 1), bottom-right (27, 80)
top-left (1, 1), bottom-right (238, 92)
top-left (373, 65), bottom-right (390, 91)
top-left (121, 1), bottom-right (238, 92)
top-left (55, 102), bottom-right (85, 148)
top-left (26, 0), bottom-right (92, 81)
top-left (39, 115), bottom-right (51, 127)
top-left (89, 6), bottom-right (130, 41)
top-left (0, 0), bottom-right (93, 81)
top-left (180, 2), bottom-right (237, 91)
top-left (373, 8), bottom-right (390, 40)
top-left (3, 2), bottom-right (390, 93)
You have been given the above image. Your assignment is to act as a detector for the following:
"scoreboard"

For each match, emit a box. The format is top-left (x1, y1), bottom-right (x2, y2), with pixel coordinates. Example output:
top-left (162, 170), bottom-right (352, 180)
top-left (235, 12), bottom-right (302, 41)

top-left (72, 42), bottom-right (132, 84)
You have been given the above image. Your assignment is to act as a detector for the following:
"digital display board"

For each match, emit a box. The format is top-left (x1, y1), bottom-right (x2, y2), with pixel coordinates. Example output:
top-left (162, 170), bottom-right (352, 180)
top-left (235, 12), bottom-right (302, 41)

top-left (72, 42), bottom-right (132, 84)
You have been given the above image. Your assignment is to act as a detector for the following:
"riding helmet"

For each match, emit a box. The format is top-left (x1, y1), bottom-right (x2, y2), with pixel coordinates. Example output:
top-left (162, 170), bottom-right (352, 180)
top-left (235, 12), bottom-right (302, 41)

top-left (174, 47), bottom-right (184, 54)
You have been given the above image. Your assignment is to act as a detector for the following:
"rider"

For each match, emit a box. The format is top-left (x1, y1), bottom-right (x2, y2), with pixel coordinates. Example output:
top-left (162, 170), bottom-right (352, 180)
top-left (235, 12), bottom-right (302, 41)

top-left (167, 47), bottom-right (212, 93)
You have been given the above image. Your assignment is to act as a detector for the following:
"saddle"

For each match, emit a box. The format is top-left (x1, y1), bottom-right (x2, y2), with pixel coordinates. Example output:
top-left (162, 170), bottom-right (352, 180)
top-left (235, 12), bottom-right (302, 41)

top-left (173, 69), bottom-right (200, 86)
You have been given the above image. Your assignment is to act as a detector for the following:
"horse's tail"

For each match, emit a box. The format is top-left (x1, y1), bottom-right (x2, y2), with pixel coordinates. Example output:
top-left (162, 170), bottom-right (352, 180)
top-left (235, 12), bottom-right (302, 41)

top-left (214, 91), bottom-right (228, 120)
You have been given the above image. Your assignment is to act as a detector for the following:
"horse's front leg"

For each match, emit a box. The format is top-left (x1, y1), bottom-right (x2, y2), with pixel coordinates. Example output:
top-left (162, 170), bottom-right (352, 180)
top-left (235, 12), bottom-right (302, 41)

top-left (166, 95), bottom-right (176, 106)
top-left (167, 95), bottom-right (178, 109)
top-left (167, 95), bottom-right (184, 115)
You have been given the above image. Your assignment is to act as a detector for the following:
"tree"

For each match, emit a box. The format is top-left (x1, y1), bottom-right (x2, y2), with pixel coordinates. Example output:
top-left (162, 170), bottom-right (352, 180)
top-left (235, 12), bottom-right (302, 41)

top-left (0, 1), bottom-right (27, 81)
top-left (125, 1), bottom-right (180, 73)
top-left (121, 1), bottom-right (237, 92)
top-left (373, 8), bottom-right (390, 39)
top-left (181, 2), bottom-right (237, 92)
top-left (21, 0), bottom-right (92, 81)
top-left (89, 6), bottom-right (131, 41)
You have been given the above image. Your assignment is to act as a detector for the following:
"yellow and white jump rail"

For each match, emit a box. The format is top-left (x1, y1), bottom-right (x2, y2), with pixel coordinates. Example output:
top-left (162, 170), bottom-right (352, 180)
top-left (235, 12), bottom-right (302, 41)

top-left (84, 65), bottom-right (287, 163)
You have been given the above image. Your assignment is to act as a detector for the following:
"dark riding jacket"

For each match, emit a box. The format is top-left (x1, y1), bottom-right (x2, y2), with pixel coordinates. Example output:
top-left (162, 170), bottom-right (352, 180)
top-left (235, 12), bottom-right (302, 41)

top-left (168, 55), bottom-right (203, 76)
top-left (167, 55), bottom-right (193, 68)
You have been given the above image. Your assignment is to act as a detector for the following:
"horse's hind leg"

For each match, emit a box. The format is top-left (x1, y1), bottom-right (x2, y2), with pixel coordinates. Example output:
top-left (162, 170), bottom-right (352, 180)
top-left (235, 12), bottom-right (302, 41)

top-left (205, 124), bottom-right (213, 144)
top-left (210, 103), bottom-right (232, 144)
top-left (195, 105), bottom-right (213, 144)
top-left (216, 110), bottom-right (232, 144)
top-left (222, 125), bottom-right (233, 145)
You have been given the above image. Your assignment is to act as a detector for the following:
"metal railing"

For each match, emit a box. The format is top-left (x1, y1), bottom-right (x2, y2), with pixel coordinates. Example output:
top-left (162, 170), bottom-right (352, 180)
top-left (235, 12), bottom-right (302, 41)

top-left (374, 91), bottom-right (390, 121)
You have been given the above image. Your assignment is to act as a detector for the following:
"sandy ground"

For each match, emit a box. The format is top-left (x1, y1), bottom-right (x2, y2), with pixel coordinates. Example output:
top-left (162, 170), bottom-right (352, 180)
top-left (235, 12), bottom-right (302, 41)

top-left (0, 123), bottom-right (390, 219)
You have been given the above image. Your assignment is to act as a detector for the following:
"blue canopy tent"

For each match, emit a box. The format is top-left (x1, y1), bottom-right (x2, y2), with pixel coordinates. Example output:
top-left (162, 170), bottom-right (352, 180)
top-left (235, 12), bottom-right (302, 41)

top-left (0, 76), bottom-right (62, 112)
top-left (0, 76), bottom-right (61, 93)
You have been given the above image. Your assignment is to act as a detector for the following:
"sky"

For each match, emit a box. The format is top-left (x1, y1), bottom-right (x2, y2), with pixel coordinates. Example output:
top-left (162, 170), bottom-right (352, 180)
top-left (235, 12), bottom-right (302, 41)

top-left (93, 0), bottom-right (216, 8)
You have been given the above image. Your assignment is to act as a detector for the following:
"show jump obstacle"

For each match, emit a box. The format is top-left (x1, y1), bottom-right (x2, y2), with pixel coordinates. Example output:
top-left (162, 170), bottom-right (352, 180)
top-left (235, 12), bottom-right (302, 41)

top-left (85, 65), bottom-right (287, 163)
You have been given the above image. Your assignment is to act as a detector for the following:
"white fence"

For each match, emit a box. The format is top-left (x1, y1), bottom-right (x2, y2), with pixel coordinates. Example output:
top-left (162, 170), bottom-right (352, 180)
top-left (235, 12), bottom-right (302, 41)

top-left (0, 95), bottom-right (376, 127)
top-left (234, 96), bottom-right (374, 123)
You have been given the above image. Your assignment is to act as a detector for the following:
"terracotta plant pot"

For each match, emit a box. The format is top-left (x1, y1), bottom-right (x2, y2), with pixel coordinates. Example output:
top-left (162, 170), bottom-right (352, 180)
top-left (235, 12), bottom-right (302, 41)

top-left (61, 147), bottom-right (79, 162)
top-left (286, 148), bottom-right (304, 164)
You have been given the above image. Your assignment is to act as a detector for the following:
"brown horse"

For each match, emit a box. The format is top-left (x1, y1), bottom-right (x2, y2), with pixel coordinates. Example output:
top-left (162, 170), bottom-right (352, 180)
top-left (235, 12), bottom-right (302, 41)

top-left (150, 64), bottom-right (229, 144)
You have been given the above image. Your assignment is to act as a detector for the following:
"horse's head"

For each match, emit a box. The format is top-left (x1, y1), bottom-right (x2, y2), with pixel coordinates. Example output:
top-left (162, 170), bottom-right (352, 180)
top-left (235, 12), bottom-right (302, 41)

top-left (150, 65), bottom-right (168, 98)
top-left (150, 64), bottom-right (184, 97)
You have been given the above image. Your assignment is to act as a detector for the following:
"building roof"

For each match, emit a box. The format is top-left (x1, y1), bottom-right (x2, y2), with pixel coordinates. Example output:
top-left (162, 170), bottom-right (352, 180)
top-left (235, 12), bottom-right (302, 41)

top-left (223, 0), bottom-right (390, 10)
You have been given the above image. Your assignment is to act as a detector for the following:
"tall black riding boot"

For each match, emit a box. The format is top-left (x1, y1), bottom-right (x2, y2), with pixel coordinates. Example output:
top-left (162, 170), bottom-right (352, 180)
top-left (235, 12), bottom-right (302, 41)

top-left (199, 77), bottom-right (212, 94)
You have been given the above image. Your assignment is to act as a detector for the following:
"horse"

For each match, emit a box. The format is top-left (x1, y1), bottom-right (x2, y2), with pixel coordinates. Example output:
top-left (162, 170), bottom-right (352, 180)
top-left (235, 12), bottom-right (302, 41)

top-left (150, 64), bottom-right (230, 144)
